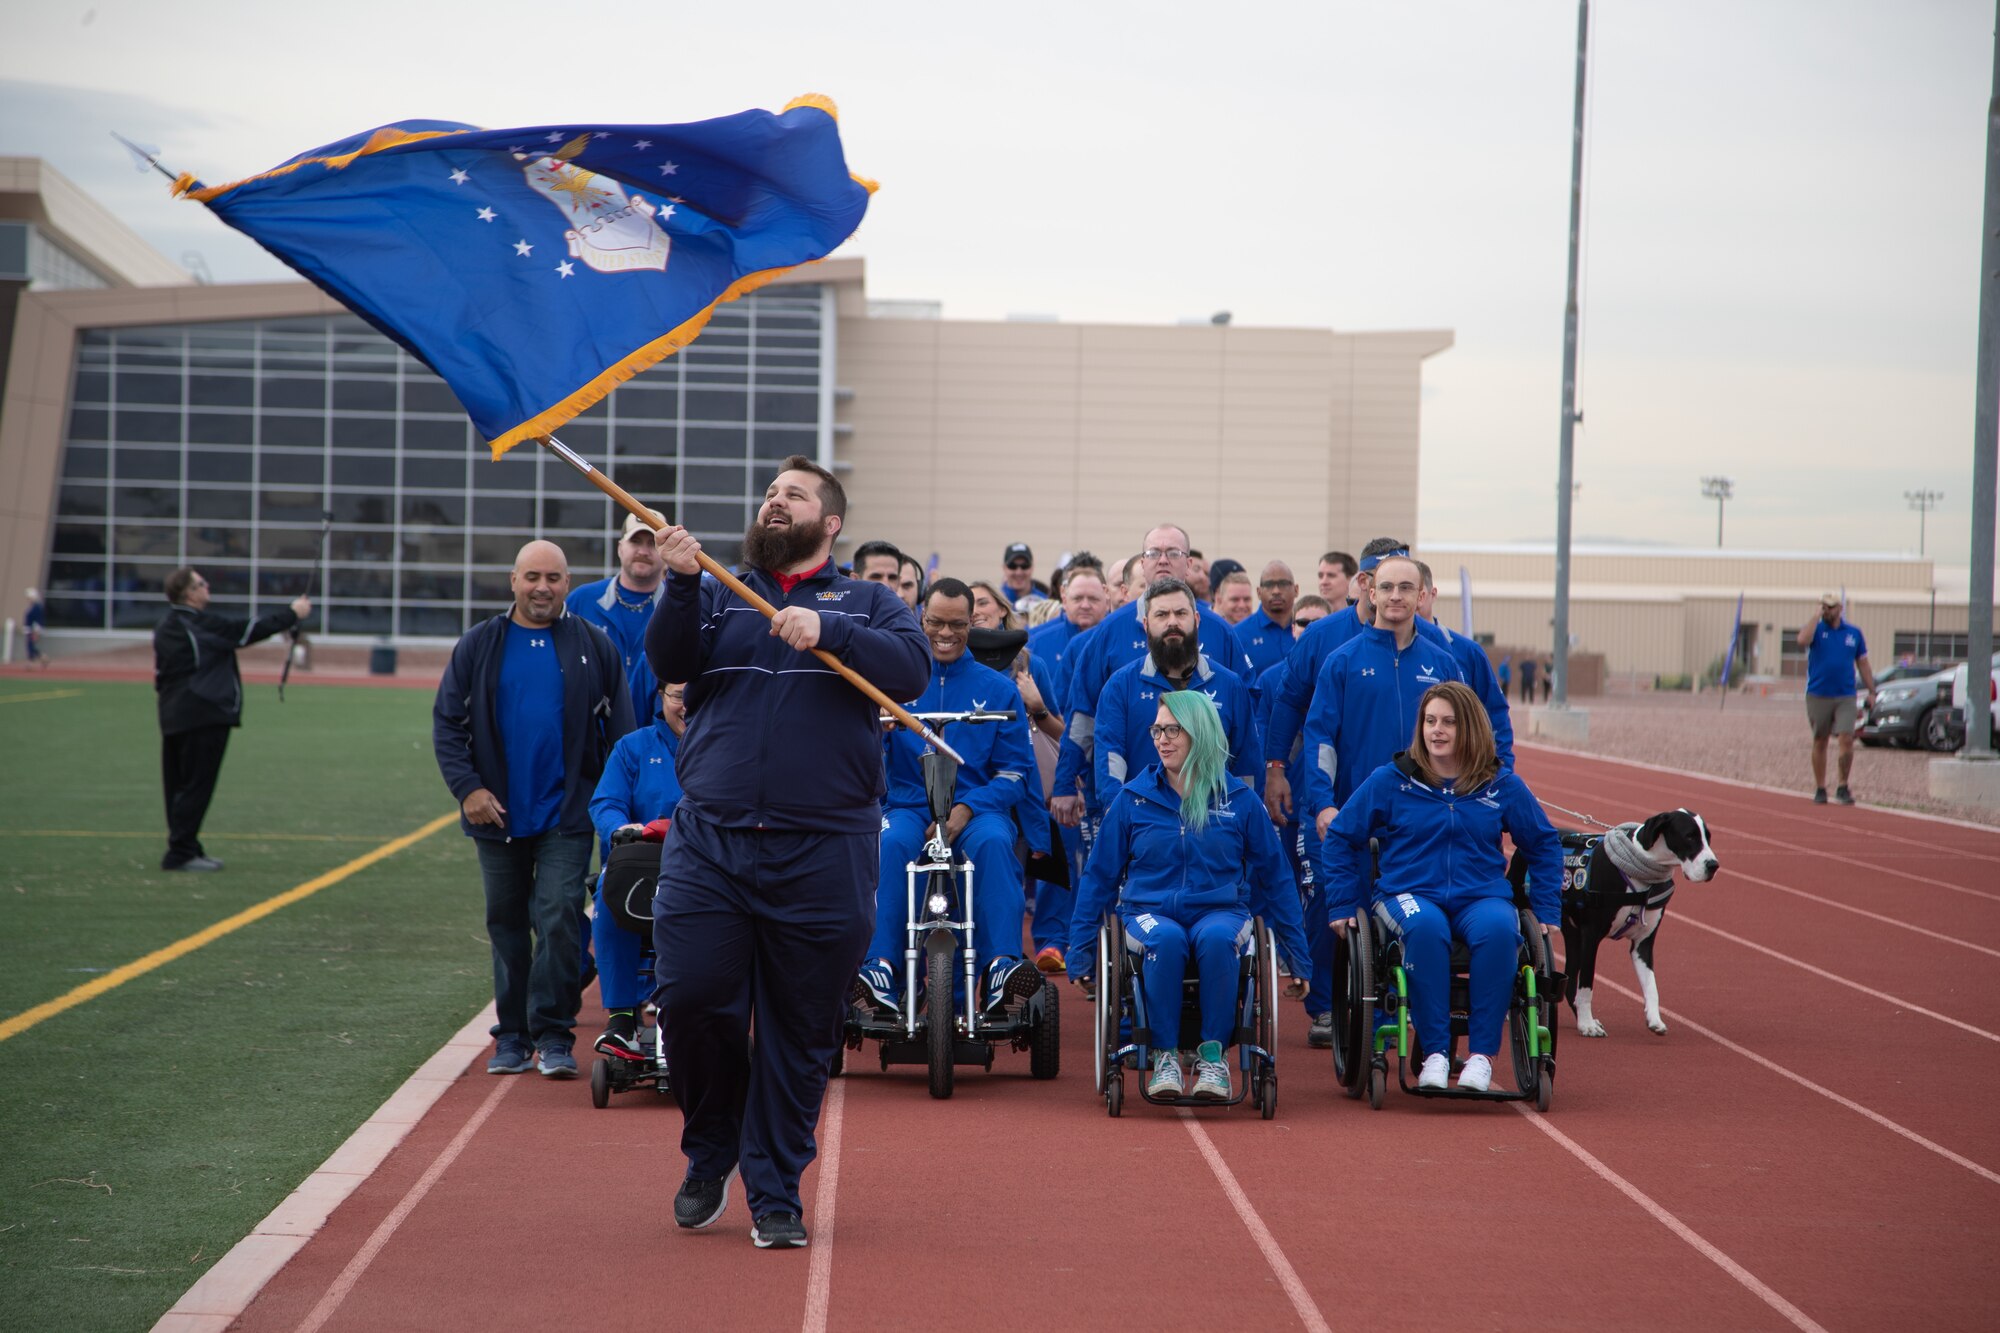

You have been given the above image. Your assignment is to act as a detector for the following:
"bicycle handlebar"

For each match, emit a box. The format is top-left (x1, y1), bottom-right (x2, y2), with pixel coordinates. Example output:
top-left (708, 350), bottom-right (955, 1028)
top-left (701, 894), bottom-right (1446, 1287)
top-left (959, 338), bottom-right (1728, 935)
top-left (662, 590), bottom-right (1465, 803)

top-left (902, 709), bottom-right (1020, 725)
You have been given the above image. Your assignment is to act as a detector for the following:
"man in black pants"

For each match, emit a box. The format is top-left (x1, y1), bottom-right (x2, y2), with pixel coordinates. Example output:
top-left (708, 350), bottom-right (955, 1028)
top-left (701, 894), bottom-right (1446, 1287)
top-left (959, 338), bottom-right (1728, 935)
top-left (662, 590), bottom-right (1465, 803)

top-left (646, 455), bottom-right (928, 1250)
top-left (152, 567), bottom-right (309, 871)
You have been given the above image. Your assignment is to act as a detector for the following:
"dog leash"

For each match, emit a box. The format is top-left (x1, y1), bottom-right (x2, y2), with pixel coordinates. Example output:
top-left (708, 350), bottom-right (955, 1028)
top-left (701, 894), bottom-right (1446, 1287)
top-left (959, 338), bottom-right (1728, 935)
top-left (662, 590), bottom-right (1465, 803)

top-left (1537, 797), bottom-right (1614, 831)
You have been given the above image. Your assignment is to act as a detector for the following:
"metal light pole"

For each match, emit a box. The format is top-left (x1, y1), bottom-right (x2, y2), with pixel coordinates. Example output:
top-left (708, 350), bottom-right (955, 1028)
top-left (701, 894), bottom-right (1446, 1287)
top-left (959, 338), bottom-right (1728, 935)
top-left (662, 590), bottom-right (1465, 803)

top-left (1905, 488), bottom-right (1943, 556)
top-left (1700, 476), bottom-right (1733, 547)
top-left (1551, 0), bottom-right (1589, 710)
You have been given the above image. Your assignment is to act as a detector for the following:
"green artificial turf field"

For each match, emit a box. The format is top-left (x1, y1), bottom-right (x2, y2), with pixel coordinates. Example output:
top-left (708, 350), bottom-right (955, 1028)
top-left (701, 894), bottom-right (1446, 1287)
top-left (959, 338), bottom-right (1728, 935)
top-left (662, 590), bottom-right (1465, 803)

top-left (0, 679), bottom-right (493, 1332)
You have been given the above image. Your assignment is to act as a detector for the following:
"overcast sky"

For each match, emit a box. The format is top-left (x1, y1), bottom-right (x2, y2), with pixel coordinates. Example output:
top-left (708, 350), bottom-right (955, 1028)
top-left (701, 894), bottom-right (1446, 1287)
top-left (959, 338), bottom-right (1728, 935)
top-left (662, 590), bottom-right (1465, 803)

top-left (3, 0), bottom-right (1994, 564)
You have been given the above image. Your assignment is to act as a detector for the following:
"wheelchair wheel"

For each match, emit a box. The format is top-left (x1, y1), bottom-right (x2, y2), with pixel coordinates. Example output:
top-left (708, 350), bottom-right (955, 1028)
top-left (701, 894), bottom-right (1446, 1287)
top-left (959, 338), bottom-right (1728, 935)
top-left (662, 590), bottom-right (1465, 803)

top-left (1029, 979), bottom-right (1061, 1080)
top-left (1258, 1072), bottom-right (1277, 1120)
top-left (589, 1056), bottom-right (611, 1109)
top-left (1093, 924), bottom-right (1113, 1095)
top-left (1367, 1059), bottom-right (1385, 1110)
top-left (925, 947), bottom-right (955, 1100)
top-left (1511, 917), bottom-right (1555, 1112)
top-left (1337, 916), bottom-right (1376, 1099)
top-left (1107, 1071), bottom-right (1123, 1117)
top-left (1254, 919), bottom-right (1278, 1058)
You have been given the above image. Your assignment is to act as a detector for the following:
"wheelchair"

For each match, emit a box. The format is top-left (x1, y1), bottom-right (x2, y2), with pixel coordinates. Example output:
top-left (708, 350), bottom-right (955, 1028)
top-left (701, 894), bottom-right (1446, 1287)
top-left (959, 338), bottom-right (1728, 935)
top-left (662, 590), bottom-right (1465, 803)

top-left (588, 833), bottom-right (672, 1109)
top-left (1090, 912), bottom-right (1280, 1119)
top-left (1330, 840), bottom-right (1561, 1111)
top-left (840, 708), bottom-right (1061, 1099)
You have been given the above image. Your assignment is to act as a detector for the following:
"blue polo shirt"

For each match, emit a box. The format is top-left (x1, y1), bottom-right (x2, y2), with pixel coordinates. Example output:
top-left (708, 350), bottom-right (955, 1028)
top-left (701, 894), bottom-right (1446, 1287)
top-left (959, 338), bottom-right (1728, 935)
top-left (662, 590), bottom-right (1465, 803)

top-left (1807, 619), bottom-right (1868, 697)
top-left (499, 621), bottom-right (567, 837)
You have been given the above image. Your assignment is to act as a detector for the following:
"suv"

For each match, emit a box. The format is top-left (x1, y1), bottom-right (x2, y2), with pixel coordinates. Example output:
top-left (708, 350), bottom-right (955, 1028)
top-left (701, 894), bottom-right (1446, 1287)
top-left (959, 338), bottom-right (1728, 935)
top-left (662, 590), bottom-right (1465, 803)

top-left (1940, 651), bottom-right (2000, 752)
top-left (1857, 662), bottom-right (1950, 750)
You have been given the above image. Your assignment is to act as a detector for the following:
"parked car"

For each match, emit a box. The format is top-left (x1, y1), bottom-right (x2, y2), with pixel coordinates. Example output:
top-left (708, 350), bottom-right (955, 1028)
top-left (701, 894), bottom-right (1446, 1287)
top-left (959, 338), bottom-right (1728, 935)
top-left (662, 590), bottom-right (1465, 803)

top-left (1940, 651), bottom-right (2000, 752)
top-left (1858, 663), bottom-right (1952, 750)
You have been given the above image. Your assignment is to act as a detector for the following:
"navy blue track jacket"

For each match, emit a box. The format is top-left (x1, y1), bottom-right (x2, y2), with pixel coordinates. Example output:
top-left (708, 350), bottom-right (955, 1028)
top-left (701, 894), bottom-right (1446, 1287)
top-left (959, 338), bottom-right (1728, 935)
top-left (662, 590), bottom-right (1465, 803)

top-left (646, 561), bottom-right (929, 833)
top-left (433, 610), bottom-right (635, 842)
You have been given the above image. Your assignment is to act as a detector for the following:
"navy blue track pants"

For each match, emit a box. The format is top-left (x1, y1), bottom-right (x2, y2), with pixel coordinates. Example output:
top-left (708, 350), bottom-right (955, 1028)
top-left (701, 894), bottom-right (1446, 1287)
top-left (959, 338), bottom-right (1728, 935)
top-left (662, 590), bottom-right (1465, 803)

top-left (653, 809), bottom-right (875, 1219)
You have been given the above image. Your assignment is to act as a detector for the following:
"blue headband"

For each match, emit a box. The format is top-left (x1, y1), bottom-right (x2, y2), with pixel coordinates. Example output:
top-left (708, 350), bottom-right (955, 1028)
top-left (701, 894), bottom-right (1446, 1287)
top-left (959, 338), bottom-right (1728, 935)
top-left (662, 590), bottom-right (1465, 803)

top-left (1357, 548), bottom-right (1410, 573)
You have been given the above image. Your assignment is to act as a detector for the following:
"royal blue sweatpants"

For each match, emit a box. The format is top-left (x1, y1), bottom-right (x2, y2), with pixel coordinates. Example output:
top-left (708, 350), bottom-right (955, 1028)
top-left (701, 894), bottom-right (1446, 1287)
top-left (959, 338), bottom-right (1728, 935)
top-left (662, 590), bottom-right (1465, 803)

top-left (653, 809), bottom-right (875, 1219)
top-left (1389, 890), bottom-right (1520, 1059)
top-left (591, 880), bottom-right (649, 1011)
top-left (1124, 907), bottom-right (1249, 1049)
top-left (866, 807), bottom-right (1025, 971)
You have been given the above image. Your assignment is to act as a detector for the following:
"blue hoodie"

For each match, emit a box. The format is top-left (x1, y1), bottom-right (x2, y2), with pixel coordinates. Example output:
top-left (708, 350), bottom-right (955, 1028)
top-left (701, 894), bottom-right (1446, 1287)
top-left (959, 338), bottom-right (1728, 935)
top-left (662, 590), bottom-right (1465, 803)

top-left (1301, 623), bottom-right (1466, 818)
top-left (885, 654), bottom-right (1040, 823)
top-left (646, 560), bottom-right (929, 833)
top-left (1066, 767), bottom-right (1309, 976)
top-left (588, 708), bottom-right (684, 859)
top-left (1320, 752), bottom-right (1564, 925)
top-left (1093, 651), bottom-right (1262, 809)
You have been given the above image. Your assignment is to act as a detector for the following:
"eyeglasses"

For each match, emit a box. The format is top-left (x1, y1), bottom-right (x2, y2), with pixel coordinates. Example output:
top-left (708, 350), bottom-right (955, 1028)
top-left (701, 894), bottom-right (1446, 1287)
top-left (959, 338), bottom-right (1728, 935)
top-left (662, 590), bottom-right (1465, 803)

top-left (922, 617), bottom-right (971, 634)
top-left (1141, 547), bottom-right (1189, 562)
top-left (1259, 578), bottom-right (1294, 589)
top-left (1148, 723), bottom-right (1185, 741)
top-left (1375, 581), bottom-right (1420, 596)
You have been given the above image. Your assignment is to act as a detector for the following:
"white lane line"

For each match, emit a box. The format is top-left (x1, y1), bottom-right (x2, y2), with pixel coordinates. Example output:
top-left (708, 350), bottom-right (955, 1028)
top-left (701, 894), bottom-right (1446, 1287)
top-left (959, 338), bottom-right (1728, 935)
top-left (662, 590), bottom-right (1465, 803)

top-left (1576, 972), bottom-right (2000, 1188)
top-left (801, 1077), bottom-right (848, 1333)
top-left (1512, 1106), bottom-right (1829, 1332)
top-left (1671, 913), bottom-right (2000, 1043)
top-left (1180, 1113), bottom-right (1332, 1333)
top-left (296, 1076), bottom-right (516, 1333)
top-left (1722, 866), bottom-right (2000, 959)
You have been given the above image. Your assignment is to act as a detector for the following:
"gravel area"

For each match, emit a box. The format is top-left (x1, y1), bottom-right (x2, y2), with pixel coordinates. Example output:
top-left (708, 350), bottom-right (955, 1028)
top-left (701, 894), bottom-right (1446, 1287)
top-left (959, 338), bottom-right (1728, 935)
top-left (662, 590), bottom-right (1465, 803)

top-left (1521, 690), bottom-right (2000, 829)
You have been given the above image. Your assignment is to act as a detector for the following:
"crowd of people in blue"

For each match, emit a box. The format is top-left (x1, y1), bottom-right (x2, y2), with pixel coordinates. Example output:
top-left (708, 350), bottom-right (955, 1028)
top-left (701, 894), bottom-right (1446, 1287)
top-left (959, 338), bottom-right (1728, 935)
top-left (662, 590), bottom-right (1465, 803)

top-left (428, 456), bottom-right (1566, 1248)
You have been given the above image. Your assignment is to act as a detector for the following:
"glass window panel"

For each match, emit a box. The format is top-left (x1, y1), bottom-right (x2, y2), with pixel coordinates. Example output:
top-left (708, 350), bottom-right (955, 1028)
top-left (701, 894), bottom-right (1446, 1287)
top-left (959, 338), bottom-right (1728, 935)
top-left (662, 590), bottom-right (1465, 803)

top-left (187, 488), bottom-right (252, 521)
top-left (331, 602), bottom-right (393, 635)
top-left (754, 391), bottom-right (818, 425)
top-left (400, 530), bottom-right (466, 564)
top-left (609, 459), bottom-right (675, 496)
top-left (611, 385), bottom-right (677, 421)
top-left (471, 532), bottom-right (532, 566)
top-left (332, 378), bottom-right (395, 412)
top-left (610, 422), bottom-right (677, 457)
top-left (541, 496), bottom-right (610, 531)
top-left (565, 535), bottom-right (610, 569)
top-left (401, 494), bottom-right (466, 527)
top-left (72, 370), bottom-right (110, 404)
top-left (329, 564), bottom-right (393, 599)
top-left (114, 526), bottom-right (181, 558)
top-left (757, 370), bottom-right (820, 389)
top-left (259, 528), bottom-right (327, 561)
top-left (115, 409), bottom-right (183, 443)
top-left (575, 397), bottom-right (610, 421)
top-left (114, 370), bottom-right (184, 404)
top-left (403, 379), bottom-right (465, 415)
top-left (198, 565), bottom-right (252, 597)
top-left (186, 523), bottom-right (252, 559)
top-left (331, 454), bottom-right (394, 488)
top-left (329, 528), bottom-right (395, 561)
top-left (187, 343), bottom-right (255, 371)
top-left (473, 496), bottom-right (535, 528)
top-left (331, 492), bottom-right (395, 525)
top-left (44, 596), bottom-right (103, 628)
top-left (68, 408), bottom-right (110, 442)
top-left (118, 349), bottom-right (184, 370)
top-left (113, 597), bottom-right (165, 629)
top-left (403, 417), bottom-right (468, 452)
top-left (115, 447), bottom-right (181, 481)
top-left (52, 522), bottom-right (106, 555)
top-left (402, 454), bottom-right (465, 489)
top-left (262, 451), bottom-right (325, 485)
top-left (686, 426), bottom-right (745, 461)
top-left (47, 558), bottom-right (107, 591)
top-left (686, 390), bottom-right (748, 422)
top-left (113, 485), bottom-right (180, 520)
top-left (472, 457), bottom-right (538, 491)
top-left (262, 414), bottom-right (325, 449)
top-left (684, 500), bottom-right (750, 535)
top-left (188, 411), bottom-right (253, 446)
top-left (189, 373), bottom-right (255, 408)
top-left (187, 449), bottom-right (253, 483)
top-left (469, 569), bottom-right (513, 605)
top-left (751, 429), bottom-right (812, 462)
top-left (553, 422), bottom-right (604, 457)
top-left (112, 560), bottom-right (175, 597)
top-left (400, 568), bottom-right (464, 601)
top-left (332, 415), bottom-right (395, 449)
top-left (685, 369), bottom-right (748, 387)
top-left (81, 329), bottom-right (113, 347)
top-left (259, 567), bottom-right (318, 596)
top-left (58, 482), bottom-right (109, 517)
top-left (682, 461), bottom-right (747, 497)
top-left (62, 444), bottom-right (109, 479)
top-left (262, 376), bottom-right (325, 410)
top-left (399, 604), bottom-right (467, 638)
top-left (261, 488), bottom-right (325, 521)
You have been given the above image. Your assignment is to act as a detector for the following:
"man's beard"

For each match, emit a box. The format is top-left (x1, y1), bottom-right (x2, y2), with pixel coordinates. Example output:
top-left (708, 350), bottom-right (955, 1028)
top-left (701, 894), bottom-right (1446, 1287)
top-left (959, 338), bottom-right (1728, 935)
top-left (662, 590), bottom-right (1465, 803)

top-left (1149, 627), bottom-right (1198, 676)
top-left (742, 512), bottom-right (831, 572)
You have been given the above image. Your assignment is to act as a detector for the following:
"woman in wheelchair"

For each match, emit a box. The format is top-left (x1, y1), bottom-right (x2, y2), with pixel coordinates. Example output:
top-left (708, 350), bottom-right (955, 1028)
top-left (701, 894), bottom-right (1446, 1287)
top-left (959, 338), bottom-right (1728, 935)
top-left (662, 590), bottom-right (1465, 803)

top-left (586, 680), bottom-right (686, 1060)
top-left (1066, 691), bottom-right (1310, 1101)
top-left (1322, 681), bottom-right (1562, 1093)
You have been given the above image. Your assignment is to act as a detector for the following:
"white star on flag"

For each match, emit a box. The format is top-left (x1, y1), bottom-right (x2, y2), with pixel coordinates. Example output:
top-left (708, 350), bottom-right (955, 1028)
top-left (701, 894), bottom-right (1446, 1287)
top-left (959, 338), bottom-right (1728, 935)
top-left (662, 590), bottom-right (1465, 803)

top-left (449, 169), bottom-right (469, 185)
top-left (514, 239), bottom-right (533, 256)
top-left (477, 206), bottom-right (496, 222)
top-left (658, 205), bottom-right (676, 222)
top-left (634, 139), bottom-right (653, 150)
top-left (556, 261), bottom-right (575, 278)
top-left (658, 160), bottom-right (679, 176)
top-left (545, 132), bottom-right (564, 143)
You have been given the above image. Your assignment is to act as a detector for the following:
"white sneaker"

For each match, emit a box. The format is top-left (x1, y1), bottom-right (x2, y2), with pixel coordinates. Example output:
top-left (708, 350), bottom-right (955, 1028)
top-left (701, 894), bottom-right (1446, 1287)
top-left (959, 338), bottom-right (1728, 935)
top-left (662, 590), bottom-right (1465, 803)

top-left (1147, 1051), bottom-right (1185, 1098)
top-left (1417, 1052), bottom-right (1450, 1090)
top-left (1457, 1054), bottom-right (1494, 1092)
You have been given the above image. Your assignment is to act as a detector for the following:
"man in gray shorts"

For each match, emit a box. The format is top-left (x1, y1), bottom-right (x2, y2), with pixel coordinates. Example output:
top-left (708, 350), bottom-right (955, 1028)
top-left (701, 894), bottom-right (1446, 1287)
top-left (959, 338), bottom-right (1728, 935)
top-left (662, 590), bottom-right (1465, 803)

top-left (1796, 593), bottom-right (1876, 805)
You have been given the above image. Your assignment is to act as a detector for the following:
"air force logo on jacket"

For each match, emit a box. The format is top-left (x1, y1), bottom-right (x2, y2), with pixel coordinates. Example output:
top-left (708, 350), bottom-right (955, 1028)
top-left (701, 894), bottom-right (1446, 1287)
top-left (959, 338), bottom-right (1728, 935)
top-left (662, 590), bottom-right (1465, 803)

top-left (1301, 624), bottom-right (1467, 817)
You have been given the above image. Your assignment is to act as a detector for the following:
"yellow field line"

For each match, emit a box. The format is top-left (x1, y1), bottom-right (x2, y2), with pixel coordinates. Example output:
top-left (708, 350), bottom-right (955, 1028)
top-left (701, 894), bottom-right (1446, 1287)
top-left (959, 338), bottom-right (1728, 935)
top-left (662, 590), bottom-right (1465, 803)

top-left (0, 830), bottom-right (378, 842)
top-left (0, 689), bottom-right (83, 704)
top-left (0, 811), bottom-right (460, 1044)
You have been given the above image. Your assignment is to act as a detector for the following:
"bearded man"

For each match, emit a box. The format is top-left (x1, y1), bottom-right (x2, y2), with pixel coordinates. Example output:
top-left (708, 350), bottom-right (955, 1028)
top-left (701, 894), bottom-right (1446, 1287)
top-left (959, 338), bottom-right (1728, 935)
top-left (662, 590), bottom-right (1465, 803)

top-left (644, 455), bottom-right (928, 1250)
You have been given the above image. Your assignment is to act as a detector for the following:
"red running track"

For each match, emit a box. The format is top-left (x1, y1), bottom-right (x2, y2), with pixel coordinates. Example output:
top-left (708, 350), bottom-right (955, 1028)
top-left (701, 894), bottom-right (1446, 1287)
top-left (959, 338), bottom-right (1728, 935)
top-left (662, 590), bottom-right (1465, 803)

top-left (224, 746), bottom-right (2000, 1332)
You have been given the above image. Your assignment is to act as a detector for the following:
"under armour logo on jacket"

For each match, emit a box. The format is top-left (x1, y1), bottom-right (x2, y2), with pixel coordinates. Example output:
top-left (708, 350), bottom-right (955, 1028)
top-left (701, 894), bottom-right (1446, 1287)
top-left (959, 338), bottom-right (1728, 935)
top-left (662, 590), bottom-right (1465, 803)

top-left (531, 637), bottom-right (548, 648)
top-left (1360, 667), bottom-right (1376, 677)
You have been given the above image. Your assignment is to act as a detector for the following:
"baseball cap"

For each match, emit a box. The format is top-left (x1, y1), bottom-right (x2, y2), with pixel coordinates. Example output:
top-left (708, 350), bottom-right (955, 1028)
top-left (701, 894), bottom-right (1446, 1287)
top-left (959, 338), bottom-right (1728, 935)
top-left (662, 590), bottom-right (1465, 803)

top-left (621, 510), bottom-right (665, 541)
top-left (1818, 592), bottom-right (1840, 608)
top-left (1207, 557), bottom-right (1245, 587)
top-left (1004, 542), bottom-right (1033, 567)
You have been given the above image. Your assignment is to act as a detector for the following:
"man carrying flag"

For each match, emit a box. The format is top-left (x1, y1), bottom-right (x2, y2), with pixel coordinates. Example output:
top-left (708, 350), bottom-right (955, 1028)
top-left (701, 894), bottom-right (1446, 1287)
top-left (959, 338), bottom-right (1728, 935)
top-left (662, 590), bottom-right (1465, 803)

top-left (646, 456), bottom-right (927, 1249)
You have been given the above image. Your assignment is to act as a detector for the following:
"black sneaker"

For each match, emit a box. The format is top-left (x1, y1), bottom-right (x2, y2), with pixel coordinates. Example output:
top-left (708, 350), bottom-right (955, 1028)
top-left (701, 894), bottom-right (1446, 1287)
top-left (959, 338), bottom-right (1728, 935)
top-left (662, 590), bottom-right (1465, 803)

top-left (751, 1212), bottom-right (808, 1249)
top-left (1307, 1012), bottom-right (1333, 1049)
top-left (1835, 786), bottom-right (1855, 806)
top-left (594, 1012), bottom-right (643, 1061)
top-left (674, 1169), bottom-right (735, 1230)
top-left (1812, 788), bottom-right (1828, 805)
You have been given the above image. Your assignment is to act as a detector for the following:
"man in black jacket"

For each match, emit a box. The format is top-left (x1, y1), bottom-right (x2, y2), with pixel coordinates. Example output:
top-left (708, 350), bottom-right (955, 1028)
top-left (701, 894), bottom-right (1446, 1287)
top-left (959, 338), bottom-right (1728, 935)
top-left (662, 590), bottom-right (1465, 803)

top-left (646, 456), bottom-right (928, 1249)
top-left (153, 568), bottom-right (309, 872)
top-left (433, 540), bottom-right (635, 1079)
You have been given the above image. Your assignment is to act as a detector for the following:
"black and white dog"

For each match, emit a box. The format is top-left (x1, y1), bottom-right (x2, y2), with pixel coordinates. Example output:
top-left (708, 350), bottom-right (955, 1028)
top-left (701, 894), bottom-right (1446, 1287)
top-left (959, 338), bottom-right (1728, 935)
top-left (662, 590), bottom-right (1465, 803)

top-left (1553, 810), bottom-right (1720, 1038)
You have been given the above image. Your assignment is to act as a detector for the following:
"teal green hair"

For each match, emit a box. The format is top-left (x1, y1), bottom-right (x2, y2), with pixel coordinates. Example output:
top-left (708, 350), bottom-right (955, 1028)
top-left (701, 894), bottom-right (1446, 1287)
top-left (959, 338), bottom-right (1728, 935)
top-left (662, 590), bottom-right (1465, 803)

top-left (1161, 690), bottom-right (1231, 831)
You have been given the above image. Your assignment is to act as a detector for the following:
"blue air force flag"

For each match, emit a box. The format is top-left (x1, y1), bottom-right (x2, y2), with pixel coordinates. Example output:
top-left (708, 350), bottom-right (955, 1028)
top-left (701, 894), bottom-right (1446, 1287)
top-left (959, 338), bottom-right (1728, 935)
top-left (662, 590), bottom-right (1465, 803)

top-left (179, 96), bottom-right (871, 456)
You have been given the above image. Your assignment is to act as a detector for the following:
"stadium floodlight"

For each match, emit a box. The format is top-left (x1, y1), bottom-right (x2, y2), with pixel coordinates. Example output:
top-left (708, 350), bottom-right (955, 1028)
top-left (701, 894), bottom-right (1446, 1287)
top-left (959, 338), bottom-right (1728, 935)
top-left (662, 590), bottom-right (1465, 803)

top-left (1700, 476), bottom-right (1734, 547)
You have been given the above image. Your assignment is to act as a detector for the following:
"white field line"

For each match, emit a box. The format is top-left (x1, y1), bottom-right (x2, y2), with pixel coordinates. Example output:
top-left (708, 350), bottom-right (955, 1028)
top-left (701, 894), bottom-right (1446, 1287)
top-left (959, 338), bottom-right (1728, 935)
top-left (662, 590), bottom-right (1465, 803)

top-left (801, 1076), bottom-right (848, 1333)
top-left (1180, 1112), bottom-right (1332, 1333)
top-left (1721, 866), bottom-right (2000, 959)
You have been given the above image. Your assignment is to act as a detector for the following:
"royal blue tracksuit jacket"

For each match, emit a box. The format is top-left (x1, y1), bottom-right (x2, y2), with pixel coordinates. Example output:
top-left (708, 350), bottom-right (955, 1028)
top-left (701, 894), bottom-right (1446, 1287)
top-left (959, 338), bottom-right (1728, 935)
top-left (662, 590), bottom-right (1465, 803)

top-left (1301, 625), bottom-right (1466, 818)
top-left (588, 710), bottom-right (684, 859)
top-left (1234, 608), bottom-right (1293, 680)
top-left (884, 655), bottom-right (1040, 822)
top-left (1092, 652), bottom-right (1262, 810)
top-left (567, 576), bottom-right (664, 727)
top-left (1429, 620), bottom-right (1515, 771)
top-left (1065, 767), bottom-right (1309, 977)
top-left (645, 561), bottom-right (929, 832)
